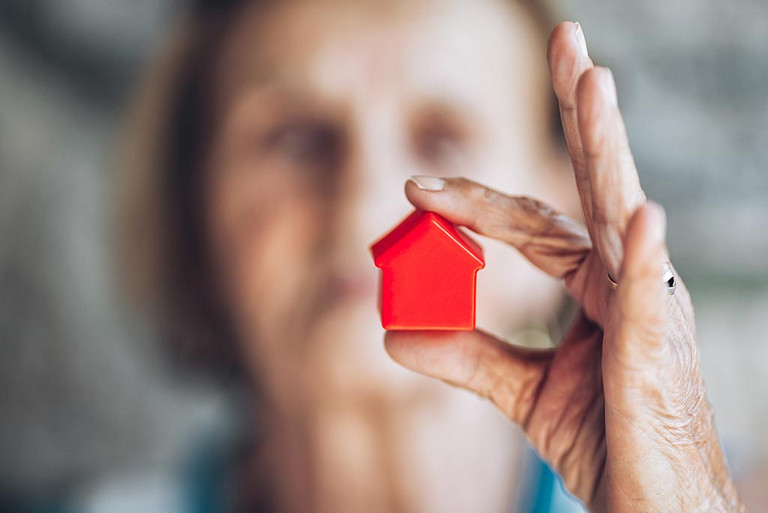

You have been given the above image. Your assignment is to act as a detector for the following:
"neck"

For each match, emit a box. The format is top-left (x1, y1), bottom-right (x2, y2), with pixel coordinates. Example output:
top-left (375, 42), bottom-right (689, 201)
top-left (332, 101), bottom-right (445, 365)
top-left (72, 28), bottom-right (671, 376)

top-left (238, 391), bottom-right (414, 513)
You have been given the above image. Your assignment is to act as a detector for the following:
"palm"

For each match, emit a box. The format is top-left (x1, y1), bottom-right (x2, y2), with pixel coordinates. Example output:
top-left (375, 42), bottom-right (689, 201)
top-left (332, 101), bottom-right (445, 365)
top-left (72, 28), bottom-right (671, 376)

top-left (520, 250), bottom-right (608, 506)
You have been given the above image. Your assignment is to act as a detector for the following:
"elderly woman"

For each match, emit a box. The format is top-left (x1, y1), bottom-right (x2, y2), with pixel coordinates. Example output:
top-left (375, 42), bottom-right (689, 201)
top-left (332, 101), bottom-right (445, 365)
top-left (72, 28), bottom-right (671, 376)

top-left (121, 0), bottom-right (744, 511)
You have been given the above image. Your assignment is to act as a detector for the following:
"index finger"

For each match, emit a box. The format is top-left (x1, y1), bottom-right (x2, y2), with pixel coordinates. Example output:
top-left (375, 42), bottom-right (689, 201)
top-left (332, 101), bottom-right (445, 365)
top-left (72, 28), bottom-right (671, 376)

top-left (404, 177), bottom-right (591, 280)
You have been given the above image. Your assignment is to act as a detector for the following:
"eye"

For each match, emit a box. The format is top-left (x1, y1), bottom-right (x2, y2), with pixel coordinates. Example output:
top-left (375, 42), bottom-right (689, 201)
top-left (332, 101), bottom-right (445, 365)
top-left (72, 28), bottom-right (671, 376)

top-left (410, 111), bottom-right (469, 171)
top-left (263, 121), bottom-right (342, 170)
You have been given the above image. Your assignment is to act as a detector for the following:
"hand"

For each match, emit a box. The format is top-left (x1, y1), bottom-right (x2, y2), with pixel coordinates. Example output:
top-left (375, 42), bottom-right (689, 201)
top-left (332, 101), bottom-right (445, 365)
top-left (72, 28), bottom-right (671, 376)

top-left (384, 22), bottom-right (744, 513)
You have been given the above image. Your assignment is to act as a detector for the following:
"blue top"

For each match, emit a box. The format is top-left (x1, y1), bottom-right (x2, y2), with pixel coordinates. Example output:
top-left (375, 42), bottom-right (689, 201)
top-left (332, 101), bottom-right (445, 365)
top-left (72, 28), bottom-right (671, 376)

top-left (9, 439), bottom-right (585, 513)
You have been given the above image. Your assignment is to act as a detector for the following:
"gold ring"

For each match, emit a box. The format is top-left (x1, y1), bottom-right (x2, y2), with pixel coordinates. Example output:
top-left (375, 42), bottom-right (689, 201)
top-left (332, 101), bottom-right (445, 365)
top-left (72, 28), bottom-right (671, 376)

top-left (607, 262), bottom-right (676, 295)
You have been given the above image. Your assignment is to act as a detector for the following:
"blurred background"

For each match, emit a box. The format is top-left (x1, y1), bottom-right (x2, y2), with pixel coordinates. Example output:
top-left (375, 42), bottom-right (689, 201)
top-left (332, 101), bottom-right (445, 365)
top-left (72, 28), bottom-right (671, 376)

top-left (0, 0), bottom-right (766, 511)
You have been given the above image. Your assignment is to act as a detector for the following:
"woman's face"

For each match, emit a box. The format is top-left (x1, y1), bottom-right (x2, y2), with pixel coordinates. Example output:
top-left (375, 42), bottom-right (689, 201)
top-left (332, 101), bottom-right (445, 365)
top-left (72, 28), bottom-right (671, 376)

top-left (203, 0), bottom-right (571, 394)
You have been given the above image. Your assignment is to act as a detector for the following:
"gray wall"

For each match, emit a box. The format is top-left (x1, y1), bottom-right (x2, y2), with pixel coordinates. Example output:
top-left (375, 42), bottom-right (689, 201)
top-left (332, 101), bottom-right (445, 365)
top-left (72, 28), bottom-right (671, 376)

top-left (1, 0), bottom-right (766, 508)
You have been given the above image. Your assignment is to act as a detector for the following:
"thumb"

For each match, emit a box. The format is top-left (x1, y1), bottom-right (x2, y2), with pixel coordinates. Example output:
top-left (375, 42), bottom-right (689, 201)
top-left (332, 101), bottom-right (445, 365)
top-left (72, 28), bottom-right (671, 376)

top-left (384, 329), bottom-right (553, 425)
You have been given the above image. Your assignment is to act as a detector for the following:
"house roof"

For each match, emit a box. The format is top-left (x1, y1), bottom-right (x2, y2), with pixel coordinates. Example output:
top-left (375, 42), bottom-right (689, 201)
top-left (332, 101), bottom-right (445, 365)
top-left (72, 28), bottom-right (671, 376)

top-left (371, 210), bottom-right (484, 268)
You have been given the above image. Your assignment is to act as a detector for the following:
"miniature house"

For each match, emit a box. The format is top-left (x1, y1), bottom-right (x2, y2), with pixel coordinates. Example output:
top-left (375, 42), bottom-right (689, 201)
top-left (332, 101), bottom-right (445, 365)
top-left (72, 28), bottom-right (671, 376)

top-left (371, 210), bottom-right (485, 330)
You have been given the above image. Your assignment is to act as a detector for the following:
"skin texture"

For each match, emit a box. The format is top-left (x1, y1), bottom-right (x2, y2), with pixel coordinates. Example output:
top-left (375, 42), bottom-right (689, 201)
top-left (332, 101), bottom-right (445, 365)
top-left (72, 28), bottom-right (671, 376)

top-left (386, 23), bottom-right (745, 513)
top-left (202, 1), bottom-right (574, 511)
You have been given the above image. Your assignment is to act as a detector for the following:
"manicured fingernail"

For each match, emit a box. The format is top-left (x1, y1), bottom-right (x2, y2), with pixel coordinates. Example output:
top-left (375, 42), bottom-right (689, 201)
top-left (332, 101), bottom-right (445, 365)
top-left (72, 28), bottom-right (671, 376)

top-left (646, 202), bottom-right (667, 244)
top-left (600, 68), bottom-right (618, 107)
top-left (408, 176), bottom-right (445, 192)
top-left (573, 22), bottom-right (589, 59)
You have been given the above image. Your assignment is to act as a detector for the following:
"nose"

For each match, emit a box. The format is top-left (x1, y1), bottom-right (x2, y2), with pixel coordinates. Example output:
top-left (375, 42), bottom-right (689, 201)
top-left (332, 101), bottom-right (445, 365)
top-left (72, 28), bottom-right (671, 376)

top-left (328, 110), bottom-right (416, 276)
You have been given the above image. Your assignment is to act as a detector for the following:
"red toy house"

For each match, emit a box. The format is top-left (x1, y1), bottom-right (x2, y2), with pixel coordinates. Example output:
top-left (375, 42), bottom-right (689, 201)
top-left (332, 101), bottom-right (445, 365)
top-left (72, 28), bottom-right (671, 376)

top-left (371, 210), bottom-right (485, 330)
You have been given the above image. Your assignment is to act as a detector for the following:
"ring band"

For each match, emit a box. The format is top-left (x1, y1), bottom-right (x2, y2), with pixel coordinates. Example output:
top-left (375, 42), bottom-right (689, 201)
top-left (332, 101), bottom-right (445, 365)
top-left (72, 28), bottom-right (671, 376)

top-left (607, 261), bottom-right (676, 295)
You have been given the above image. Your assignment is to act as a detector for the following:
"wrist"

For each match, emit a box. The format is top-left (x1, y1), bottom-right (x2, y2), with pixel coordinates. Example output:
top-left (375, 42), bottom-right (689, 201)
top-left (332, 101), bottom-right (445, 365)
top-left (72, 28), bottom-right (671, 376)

top-left (695, 485), bottom-right (745, 513)
top-left (698, 472), bottom-right (745, 513)
top-left (695, 410), bottom-right (745, 513)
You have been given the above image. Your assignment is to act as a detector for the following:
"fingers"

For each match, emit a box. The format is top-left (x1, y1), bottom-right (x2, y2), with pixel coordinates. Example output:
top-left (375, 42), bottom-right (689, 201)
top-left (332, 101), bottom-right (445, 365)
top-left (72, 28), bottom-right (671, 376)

top-left (608, 202), bottom-right (669, 372)
top-left (405, 177), bottom-right (592, 279)
top-left (550, 22), bottom-right (646, 279)
top-left (384, 328), bottom-right (553, 425)
top-left (548, 21), bottom-right (595, 232)
top-left (577, 67), bottom-right (646, 278)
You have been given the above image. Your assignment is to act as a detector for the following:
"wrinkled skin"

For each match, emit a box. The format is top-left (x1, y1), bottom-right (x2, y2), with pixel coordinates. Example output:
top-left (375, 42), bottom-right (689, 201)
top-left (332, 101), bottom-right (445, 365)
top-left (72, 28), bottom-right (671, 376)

top-left (385, 23), bottom-right (745, 513)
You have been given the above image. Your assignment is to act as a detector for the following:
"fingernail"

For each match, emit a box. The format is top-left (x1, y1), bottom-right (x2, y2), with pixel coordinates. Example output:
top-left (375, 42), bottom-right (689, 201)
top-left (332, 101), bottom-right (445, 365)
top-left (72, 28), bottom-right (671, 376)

top-left (600, 68), bottom-right (618, 107)
top-left (408, 175), bottom-right (445, 192)
top-left (573, 22), bottom-right (589, 59)
top-left (645, 202), bottom-right (667, 244)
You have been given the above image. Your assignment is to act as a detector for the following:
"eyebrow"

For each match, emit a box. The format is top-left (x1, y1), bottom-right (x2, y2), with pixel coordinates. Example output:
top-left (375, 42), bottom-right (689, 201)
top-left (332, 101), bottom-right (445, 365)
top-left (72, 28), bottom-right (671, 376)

top-left (408, 97), bottom-right (484, 137)
top-left (216, 80), bottom-right (346, 137)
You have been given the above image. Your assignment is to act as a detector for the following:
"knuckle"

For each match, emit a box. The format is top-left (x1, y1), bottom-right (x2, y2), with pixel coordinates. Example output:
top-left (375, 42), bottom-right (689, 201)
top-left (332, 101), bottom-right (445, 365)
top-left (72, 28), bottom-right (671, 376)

top-left (590, 200), bottom-right (619, 229)
top-left (454, 177), bottom-right (477, 197)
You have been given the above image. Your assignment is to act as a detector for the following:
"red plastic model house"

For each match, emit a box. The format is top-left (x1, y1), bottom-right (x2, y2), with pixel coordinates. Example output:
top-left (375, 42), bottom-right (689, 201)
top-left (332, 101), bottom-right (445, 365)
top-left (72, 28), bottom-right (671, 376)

top-left (371, 210), bottom-right (485, 330)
